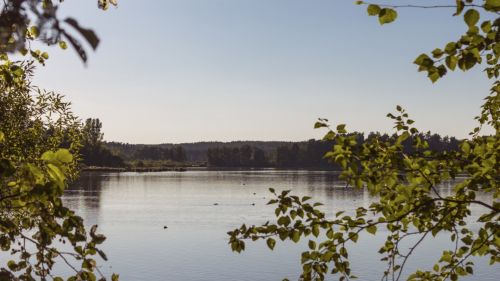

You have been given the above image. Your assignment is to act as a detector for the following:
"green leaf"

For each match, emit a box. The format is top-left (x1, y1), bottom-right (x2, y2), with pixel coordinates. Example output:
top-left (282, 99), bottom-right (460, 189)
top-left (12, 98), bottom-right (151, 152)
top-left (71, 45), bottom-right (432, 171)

top-left (322, 251), bottom-right (334, 261)
top-left (378, 8), bottom-right (397, 25)
top-left (485, 0), bottom-right (500, 11)
top-left (94, 235), bottom-right (107, 245)
top-left (112, 274), bottom-right (120, 281)
top-left (308, 240), bottom-right (316, 250)
top-left (481, 21), bottom-right (492, 33)
top-left (366, 225), bottom-right (377, 235)
top-left (0, 131), bottom-right (4, 142)
top-left (312, 224), bottom-right (320, 237)
top-left (463, 9), bottom-right (480, 27)
top-left (433, 264), bottom-right (440, 272)
top-left (367, 4), bottom-right (380, 16)
top-left (444, 42), bottom-right (457, 54)
top-left (277, 216), bottom-right (291, 226)
top-left (454, 0), bottom-right (465, 16)
top-left (350, 232), bottom-right (359, 242)
top-left (431, 48), bottom-right (444, 58)
top-left (41, 151), bottom-right (56, 162)
top-left (461, 142), bottom-right (471, 154)
top-left (267, 238), bottom-right (276, 250)
top-left (340, 247), bottom-right (348, 258)
top-left (428, 70), bottom-right (441, 83)
top-left (30, 26), bottom-right (39, 37)
top-left (47, 164), bottom-right (66, 188)
top-left (314, 122), bottom-right (327, 129)
top-left (54, 149), bottom-right (73, 163)
top-left (323, 130), bottom-right (336, 140)
top-left (59, 40), bottom-right (68, 50)
top-left (446, 56), bottom-right (458, 70)
top-left (336, 124), bottom-right (347, 134)
top-left (441, 251), bottom-right (453, 263)
top-left (414, 54), bottom-right (433, 67)
top-left (7, 260), bottom-right (16, 270)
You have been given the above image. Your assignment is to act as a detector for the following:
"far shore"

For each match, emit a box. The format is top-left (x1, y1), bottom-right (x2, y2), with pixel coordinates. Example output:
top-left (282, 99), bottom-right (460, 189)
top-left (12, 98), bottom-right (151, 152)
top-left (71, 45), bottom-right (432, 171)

top-left (81, 166), bottom-right (189, 172)
top-left (81, 166), bottom-right (341, 173)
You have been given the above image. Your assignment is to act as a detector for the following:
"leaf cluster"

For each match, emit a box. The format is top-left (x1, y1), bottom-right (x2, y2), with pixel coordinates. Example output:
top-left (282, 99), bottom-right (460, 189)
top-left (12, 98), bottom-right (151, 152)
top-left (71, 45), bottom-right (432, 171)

top-left (229, 107), bottom-right (499, 280)
top-left (0, 0), bottom-right (121, 279)
top-left (1, 136), bottom-right (119, 280)
top-left (0, 61), bottom-right (82, 179)
top-left (357, 0), bottom-right (500, 82)
top-left (0, 0), bottom-right (117, 63)
top-left (229, 3), bottom-right (499, 279)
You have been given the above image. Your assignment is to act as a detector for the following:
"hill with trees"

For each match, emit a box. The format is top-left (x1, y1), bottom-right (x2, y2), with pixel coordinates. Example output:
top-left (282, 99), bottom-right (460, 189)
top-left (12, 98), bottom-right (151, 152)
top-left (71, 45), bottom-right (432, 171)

top-left (84, 130), bottom-right (462, 169)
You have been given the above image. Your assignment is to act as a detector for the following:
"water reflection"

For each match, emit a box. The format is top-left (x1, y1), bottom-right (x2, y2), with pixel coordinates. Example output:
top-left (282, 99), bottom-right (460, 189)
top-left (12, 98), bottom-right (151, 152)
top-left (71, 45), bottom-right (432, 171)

top-left (62, 170), bottom-right (495, 281)
top-left (65, 172), bottom-right (108, 225)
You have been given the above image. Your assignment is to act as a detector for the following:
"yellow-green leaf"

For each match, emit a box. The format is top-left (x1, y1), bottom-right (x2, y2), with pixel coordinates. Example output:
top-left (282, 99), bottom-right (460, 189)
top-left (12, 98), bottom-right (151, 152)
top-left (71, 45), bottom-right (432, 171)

top-left (267, 238), bottom-right (276, 250)
top-left (59, 41), bottom-right (68, 50)
top-left (55, 149), bottom-right (73, 163)
top-left (463, 9), bottom-right (480, 27)
top-left (379, 8), bottom-right (397, 25)
top-left (367, 4), bottom-right (380, 16)
top-left (366, 225), bottom-right (377, 235)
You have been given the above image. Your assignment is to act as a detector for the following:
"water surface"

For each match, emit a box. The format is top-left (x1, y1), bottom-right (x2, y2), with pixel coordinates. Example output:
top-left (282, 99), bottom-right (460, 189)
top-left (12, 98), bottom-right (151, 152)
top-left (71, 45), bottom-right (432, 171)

top-left (63, 170), bottom-right (497, 280)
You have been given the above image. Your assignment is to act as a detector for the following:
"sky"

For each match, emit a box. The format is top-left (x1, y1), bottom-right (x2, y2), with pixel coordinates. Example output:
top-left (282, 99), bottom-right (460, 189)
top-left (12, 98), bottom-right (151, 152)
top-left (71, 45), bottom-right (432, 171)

top-left (33, 0), bottom-right (492, 144)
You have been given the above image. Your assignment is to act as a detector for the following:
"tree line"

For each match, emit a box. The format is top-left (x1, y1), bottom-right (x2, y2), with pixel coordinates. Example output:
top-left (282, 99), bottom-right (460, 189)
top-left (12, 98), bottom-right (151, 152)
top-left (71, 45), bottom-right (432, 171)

top-left (80, 118), bottom-right (459, 169)
top-left (80, 119), bottom-right (461, 169)
top-left (207, 145), bottom-right (269, 167)
top-left (80, 119), bottom-right (187, 167)
top-left (206, 132), bottom-right (460, 168)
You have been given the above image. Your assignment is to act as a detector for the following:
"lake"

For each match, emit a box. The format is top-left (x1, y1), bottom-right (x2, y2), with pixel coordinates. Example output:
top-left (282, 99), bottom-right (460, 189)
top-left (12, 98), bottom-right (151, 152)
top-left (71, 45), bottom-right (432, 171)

top-left (62, 170), bottom-right (497, 281)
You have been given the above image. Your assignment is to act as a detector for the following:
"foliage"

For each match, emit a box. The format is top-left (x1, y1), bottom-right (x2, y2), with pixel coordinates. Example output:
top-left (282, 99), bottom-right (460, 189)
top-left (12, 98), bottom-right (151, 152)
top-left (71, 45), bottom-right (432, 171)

top-left (1, 0), bottom-right (120, 280)
top-left (207, 145), bottom-right (269, 167)
top-left (0, 0), bottom-right (117, 63)
top-left (0, 64), bottom-right (119, 279)
top-left (0, 145), bottom-right (116, 281)
top-left (0, 61), bottom-right (81, 177)
top-left (105, 140), bottom-right (289, 163)
top-left (228, 1), bottom-right (499, 281)
top-left (100, 142), bottom-right (188, 165)
top-left (206, 136), bottom-right (459, 168)
top-left (81, 147), bottom-right (125, 168)
top-left (357, 0), bottom-right (499, 82)
top-left (229, 108), bottom-right (498, 280)
top-left (82, 119), bottom-right (104, 150)
top-left (132, 145), bottom-right (186, 163)
top-left (80, 118), bottom-right (124, 168)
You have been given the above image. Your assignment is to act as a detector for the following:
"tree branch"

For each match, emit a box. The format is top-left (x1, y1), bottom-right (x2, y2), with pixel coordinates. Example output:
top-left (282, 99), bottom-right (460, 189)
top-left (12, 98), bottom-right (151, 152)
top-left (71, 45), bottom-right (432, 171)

top-left (361, 2), bottom-right (484, 10)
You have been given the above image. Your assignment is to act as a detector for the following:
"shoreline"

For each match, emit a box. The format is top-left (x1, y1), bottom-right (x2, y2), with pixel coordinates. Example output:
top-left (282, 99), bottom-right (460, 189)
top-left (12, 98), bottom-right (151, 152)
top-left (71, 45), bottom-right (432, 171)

top-left (81, 166), bottom-right (189, 172)
top-left (81, 166), bottom-right (340, 173)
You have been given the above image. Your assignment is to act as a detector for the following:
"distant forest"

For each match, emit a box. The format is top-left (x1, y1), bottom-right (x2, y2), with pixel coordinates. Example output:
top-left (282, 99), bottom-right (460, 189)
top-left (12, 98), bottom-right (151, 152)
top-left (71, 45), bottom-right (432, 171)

top-left (80, 119), bottom-right (460, 169)
top-left (205, 132), bottom-right (460, 168)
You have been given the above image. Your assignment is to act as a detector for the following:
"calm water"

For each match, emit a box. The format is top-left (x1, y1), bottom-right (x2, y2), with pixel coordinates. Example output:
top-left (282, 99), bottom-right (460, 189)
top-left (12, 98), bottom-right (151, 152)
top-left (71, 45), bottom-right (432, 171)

top-left (61, 170), bottom-right (497, 281)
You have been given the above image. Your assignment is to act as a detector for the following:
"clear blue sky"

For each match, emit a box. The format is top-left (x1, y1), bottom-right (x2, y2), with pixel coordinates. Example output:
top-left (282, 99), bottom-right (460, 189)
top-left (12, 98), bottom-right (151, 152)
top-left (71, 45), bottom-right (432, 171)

top-left (33, 0), bottom-right (491, 144)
